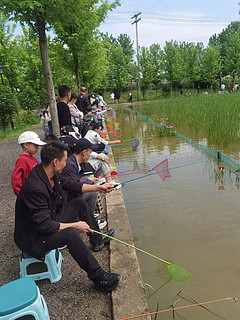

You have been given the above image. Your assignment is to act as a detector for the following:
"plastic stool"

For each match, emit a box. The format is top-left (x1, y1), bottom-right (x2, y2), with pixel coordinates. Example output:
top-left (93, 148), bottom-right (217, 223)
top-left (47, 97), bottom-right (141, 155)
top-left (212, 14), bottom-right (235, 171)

top-left (0, 277), bottom-right (50, 320)
top-left (20, 249), bottom-right (63, 283)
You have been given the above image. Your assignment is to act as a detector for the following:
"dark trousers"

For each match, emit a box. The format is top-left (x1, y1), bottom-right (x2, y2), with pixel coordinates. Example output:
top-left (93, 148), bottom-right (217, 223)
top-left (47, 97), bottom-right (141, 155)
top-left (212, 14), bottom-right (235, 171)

top-left (45, 198), bottom-right (104, 281)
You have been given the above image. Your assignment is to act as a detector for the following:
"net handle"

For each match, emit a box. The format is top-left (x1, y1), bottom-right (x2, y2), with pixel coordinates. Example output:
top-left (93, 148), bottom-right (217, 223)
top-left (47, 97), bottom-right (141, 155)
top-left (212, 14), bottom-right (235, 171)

top-left (92, 229), bottom-right (170, 265)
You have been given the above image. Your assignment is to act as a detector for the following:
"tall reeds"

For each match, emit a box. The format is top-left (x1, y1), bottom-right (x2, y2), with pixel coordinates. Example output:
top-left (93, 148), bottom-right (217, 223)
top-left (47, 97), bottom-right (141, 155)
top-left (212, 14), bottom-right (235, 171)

top-left (134, 94), bottom-right (240, 149)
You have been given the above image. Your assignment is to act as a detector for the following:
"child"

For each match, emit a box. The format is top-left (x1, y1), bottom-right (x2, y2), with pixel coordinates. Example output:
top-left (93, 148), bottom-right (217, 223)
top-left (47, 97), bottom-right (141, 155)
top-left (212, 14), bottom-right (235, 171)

top-left (11, 131), bottom-right (46, 196)
top-left (84, 123), bottom-right (121, 155)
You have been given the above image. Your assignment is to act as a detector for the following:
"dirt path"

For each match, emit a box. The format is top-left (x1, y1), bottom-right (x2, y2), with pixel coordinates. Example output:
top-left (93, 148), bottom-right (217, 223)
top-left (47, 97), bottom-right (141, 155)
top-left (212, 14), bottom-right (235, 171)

top-left (0, 125), bottom-right (113, 320)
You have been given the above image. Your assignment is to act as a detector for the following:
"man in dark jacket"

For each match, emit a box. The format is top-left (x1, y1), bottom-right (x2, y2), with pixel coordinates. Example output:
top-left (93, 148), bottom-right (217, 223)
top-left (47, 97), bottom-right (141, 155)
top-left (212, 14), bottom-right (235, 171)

top-left (14, 141), bottom-right (121, 292)
top-left (62, 138), bottom-right (107, 229)
top-left (76, 87), bottom-right (90, 115)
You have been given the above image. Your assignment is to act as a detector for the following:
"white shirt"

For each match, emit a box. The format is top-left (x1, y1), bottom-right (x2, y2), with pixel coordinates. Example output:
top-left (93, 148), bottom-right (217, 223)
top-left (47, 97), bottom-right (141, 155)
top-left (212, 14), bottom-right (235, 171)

top-left (84, 130), bottom-right (108, 145)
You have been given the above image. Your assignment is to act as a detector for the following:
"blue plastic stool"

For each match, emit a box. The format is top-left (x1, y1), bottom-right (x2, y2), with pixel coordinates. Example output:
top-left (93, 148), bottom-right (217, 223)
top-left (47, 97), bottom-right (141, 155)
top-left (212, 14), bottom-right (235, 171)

top-left (0, 277), bottom-right (50, 320)
top-left (20, 249), bottom-right (63, 283)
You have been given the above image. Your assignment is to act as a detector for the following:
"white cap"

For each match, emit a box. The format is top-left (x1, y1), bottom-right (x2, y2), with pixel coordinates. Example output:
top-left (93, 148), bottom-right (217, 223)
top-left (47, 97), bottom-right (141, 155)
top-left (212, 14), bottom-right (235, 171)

top-left (18, 131), bottom-right (46, 146)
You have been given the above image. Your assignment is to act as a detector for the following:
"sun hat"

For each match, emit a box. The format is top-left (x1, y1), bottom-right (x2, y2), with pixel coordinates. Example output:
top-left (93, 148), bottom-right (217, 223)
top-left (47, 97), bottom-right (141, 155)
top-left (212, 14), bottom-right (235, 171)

top-left (18, 131), bottom-right (46, 146)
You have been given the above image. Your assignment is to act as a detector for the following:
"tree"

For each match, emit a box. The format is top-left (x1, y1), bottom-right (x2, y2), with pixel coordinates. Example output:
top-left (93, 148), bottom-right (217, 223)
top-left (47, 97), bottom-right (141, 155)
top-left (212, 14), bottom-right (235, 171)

top-left (107, 45), bottom-right (129, 100)
top-left (222, 31), bottom-right (240, 79)
top-left (201, 46), bottom-right (221, 92)
top-left (179, 42), bottom-right (203, 88)
top-left (138, 47), bottom-right (154, 98)
top-left (149, 43), bottom-right (163, 97)
top-left (163, 41), bottom-right (185, 95)
top-left (209, 21), bottom-right (240, 76)
top-left (0, 0), bottom-right (74, 135)
top-left (53, 1), bottom-right (119, 91)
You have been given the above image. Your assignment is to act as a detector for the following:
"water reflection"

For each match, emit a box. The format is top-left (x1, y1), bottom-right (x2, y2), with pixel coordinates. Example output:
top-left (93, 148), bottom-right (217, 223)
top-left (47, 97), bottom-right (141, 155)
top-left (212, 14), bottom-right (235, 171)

top-left (107, 109), bottom-right (240, 320)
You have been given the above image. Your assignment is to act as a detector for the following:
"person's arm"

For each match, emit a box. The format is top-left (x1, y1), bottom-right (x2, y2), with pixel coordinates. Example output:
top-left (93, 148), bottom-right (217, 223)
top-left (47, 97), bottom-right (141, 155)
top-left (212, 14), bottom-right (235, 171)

top-left (81, 182), bottom-right (114, 193)
top-left (11, 165), bottom-right (27, 196)
top-left (107, 140), bottom-right (121, 145)
top-left (96, 109), bottom-right (108, 116)
top-left (59, 221), bottom-right (92, 233)
top-left (96, 153), bottom-right (111, 164)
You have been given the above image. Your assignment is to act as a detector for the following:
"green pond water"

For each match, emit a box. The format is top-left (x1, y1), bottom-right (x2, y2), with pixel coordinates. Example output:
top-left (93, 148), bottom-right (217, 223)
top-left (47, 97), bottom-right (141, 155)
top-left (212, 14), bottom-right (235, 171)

top-left (107, 108), bottom-right (240, 320)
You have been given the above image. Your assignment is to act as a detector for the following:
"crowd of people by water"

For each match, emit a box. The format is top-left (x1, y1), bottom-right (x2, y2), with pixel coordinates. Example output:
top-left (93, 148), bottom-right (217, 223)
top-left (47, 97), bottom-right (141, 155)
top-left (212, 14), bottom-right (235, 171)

top-left (11, 85), bottom-right (125, 294)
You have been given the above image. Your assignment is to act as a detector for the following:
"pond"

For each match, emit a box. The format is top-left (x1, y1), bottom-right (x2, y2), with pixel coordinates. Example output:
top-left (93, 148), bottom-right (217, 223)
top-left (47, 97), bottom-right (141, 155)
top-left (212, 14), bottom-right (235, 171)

top-left (107, 108), bottom-right (240, 320)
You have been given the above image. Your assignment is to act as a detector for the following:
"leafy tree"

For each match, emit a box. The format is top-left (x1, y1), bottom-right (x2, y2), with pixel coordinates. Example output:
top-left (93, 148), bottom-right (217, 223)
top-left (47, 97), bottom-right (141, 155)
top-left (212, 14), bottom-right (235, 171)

top-left (107, 45), bottom-right (129, 100)
top-left (0, 85), bottom-right (17, 131)
top-left (179, 42), bottom-right (203, 88)
top-left (0, 13), bottom-right (19, 90)
top-left (201, 46), bottom-right (221, 91)
top-left (138, 46), bottom-right (154, 98)
top-left (163, 41), bottom-right (185, 95)
top-left (53, 1), bottom-right (119, 91)
top-left (0, 0), bottom-right (74, 135)
top-left (222, 31), bottom-right (240, 79)
top-left (209, 21), bottom-right (240, 76)
top-left (149, 43), bottom-right (163, 97)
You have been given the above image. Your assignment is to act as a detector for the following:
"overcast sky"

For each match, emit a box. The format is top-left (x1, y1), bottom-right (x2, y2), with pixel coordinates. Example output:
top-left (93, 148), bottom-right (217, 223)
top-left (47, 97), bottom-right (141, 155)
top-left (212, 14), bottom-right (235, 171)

top-left (99, 0), bottom-right (239, 48)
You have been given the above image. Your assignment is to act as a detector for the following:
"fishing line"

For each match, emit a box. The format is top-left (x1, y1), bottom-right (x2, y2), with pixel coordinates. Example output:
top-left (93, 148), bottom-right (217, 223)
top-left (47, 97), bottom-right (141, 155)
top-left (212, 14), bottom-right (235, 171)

top-left (104, 199), bottom-right (163, 207)
top-left (119, 297), bottom-right (237, 320)
top-left (122, 159), bottom-right (218, 184)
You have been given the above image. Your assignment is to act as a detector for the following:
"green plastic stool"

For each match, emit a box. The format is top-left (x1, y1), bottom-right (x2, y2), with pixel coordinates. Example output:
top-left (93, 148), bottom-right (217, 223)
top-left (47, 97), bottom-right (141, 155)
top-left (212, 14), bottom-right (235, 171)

top-left (0, 277), bottom-right (50, 320)
top-left (20, 249), bottom-right (63, 283)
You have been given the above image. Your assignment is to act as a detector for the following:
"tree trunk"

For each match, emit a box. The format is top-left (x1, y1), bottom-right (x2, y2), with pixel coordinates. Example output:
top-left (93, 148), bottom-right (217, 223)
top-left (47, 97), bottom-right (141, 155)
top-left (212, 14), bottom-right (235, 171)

top-left (171, 85), bottom-right (173, 97)
top-left (74, 54), bottom-right (80, 91)
top-left (36, 17), bottom-right (60, 136)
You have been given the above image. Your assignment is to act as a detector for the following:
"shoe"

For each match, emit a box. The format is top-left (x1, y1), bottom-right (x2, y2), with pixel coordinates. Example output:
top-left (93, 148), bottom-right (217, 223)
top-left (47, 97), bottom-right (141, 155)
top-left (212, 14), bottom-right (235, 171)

top-left (110, 179), bottom-right (122, 190)
top-left (94, 212), bottom-right (100, 218)
top-left (95, 178), bottom-right (106, 185)
top-left (94, 272), bottom-right (121, 292)
top-left (92, 229), bottom-right (115, 252)
top-left (97, 219), bottom-right (107, 229)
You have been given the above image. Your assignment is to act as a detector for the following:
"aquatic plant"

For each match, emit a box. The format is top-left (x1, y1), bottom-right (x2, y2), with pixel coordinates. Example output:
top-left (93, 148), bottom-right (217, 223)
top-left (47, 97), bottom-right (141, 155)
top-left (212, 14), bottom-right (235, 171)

top-left (134, 93), bottom-right (240, 149)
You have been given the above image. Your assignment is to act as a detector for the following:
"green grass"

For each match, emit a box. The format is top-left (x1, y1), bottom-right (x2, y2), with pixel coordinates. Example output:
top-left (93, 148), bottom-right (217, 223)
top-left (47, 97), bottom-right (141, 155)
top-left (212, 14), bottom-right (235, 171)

top-left (130, 93), bottom-right (240, 149)
top-left (0, 111), bottom-right (41, 142)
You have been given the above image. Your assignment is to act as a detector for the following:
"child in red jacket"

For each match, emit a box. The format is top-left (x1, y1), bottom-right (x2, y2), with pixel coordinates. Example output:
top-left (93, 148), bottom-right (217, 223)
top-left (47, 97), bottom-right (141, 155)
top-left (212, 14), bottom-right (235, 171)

top-left (11, 131), bottom-right (46, 196)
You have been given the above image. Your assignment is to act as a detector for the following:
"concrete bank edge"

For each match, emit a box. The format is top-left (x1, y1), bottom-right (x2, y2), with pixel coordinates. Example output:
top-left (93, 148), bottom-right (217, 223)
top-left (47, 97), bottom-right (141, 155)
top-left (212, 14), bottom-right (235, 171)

top-left (106, 148), bottom-right (151, 320)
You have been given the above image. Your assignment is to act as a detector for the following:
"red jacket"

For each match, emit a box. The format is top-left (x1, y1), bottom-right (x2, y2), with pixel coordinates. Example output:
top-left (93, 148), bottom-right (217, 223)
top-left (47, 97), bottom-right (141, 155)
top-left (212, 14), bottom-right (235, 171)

top-left (11, 154), bottom-right (39, 196)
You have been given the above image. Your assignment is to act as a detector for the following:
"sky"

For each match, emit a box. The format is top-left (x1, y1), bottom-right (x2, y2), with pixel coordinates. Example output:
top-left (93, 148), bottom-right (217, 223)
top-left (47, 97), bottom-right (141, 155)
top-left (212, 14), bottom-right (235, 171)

top-left (99, 0), bottom-right (240, 48)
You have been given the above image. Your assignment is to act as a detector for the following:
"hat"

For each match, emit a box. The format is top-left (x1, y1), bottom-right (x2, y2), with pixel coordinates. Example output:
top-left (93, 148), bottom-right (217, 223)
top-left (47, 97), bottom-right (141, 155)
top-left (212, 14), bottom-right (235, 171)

top-left (18, 131), bottom-right (46, 146)
top-left (71, 138), bottom-right (93, 152)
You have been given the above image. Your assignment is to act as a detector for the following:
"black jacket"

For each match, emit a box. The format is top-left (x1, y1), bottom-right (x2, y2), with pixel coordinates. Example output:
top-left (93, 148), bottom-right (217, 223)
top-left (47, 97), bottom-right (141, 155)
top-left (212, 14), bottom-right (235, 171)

top-left (14, 164), bottom-right (84, 260)
top-left (62, 154), bottom-right (94, 203)
top-left (76, 93), bottom-right (90, 115)
top-left (57, 101), bottom-right (72, 128)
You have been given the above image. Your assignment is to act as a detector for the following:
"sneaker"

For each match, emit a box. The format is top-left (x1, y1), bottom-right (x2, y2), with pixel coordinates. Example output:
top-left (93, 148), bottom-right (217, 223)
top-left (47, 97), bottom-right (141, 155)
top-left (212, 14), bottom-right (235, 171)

top-left (95, 178), bottom-right (106, 185)
top-left (94, 272), bottom-right (121, 292)
top-left (110, 179), bottom-right (122, 190)
top-left (97, 219), bottom-right (107, 229)
top-left (94, 212), bottom-right (100, 218)
top-left (92, 229), bottom-right (115, 252)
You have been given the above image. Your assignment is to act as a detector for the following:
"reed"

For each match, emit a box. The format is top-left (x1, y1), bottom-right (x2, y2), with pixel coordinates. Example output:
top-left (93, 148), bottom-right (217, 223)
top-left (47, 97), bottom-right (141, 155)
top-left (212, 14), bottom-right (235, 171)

top-left (133, 93), bottom-right (240, 148)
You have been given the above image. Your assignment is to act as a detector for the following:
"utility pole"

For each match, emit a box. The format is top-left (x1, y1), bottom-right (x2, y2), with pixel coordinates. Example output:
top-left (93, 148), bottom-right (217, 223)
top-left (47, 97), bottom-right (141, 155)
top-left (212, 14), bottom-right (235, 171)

top-left (131, 12), bottom-right (141, 100)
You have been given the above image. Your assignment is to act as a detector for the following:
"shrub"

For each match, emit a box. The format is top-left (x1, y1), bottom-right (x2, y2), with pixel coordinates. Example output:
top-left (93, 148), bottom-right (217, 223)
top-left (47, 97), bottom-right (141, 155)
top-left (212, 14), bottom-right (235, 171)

top-left (0, 86), bottom-right (17, 131)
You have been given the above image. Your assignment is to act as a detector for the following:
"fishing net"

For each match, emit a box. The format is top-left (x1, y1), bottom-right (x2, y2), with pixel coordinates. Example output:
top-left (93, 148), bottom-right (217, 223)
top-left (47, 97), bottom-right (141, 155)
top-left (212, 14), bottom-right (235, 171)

top-left (167, 264), bottom-right (190, 282)
top-left (152, 158), bottom-right (171, 181)
top-left (130, 139), bottom-right (139, 151)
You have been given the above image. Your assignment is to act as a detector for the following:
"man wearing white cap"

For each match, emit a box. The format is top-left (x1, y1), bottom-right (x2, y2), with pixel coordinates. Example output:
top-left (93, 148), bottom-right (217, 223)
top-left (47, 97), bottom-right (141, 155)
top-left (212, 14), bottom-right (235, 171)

top-left (11, 131), bottom-right (46, 196)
